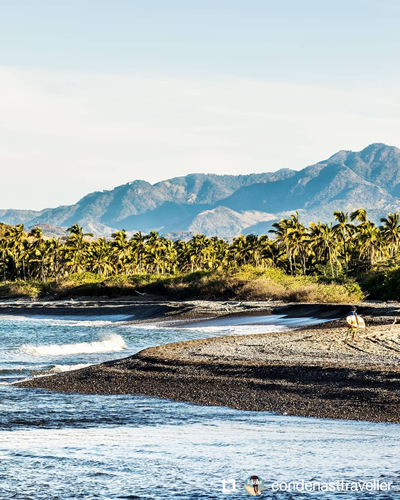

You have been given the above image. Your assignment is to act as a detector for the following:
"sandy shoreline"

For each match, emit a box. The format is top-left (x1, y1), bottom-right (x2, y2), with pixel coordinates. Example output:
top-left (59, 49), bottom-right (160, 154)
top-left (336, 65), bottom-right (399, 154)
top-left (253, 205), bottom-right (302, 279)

top-left (14, 298), bottom-right (400, 423)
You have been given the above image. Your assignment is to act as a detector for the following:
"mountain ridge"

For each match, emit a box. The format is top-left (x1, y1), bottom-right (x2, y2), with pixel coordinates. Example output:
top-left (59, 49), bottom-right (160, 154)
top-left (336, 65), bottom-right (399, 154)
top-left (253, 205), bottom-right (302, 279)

top-left (2, 143), bottom-right (400, 237)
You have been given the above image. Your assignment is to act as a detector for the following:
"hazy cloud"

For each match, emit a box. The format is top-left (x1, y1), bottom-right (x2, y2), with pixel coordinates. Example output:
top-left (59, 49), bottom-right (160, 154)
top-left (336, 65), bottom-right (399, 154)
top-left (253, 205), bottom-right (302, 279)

top-left (1, 67), bottom-right (399, 209)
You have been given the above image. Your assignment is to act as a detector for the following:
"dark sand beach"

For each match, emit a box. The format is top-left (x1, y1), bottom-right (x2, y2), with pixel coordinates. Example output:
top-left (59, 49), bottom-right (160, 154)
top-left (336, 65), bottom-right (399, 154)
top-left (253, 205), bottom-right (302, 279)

top-left (12, 298), bottom-right (400, 423)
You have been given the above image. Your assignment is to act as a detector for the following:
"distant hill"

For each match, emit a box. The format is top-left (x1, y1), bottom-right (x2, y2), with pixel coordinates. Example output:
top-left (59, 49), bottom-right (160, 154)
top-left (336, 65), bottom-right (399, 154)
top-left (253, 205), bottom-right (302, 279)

top-left (0, 209), bottom-right (44, 226)
top-left (221, 144), bottom-right (400, 217)
top-left (27, 223), bottom-right (68, 238)
top-left (2, 143), bottom-right (400, 237)
top-left (4, 171), bottom-right (294, 236)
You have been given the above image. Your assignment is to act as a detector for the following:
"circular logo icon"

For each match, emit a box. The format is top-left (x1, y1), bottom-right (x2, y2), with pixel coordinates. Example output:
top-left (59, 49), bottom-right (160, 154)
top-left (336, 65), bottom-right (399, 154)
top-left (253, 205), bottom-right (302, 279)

top-left (244, 476), bottom-right (265, 496)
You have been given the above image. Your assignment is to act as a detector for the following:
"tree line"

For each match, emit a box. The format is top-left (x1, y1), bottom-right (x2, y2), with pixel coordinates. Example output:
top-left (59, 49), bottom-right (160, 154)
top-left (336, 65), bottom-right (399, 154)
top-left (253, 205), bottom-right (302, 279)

top-left (1, 209), bottom-right (399, 282)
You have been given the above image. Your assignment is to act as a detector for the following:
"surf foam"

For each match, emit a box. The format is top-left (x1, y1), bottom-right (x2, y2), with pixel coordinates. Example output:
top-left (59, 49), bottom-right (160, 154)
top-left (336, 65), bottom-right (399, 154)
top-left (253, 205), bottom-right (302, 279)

top-left (20, 334), bottom-right (127, 356)
top-left (48, 363), bottom-right (93, 373)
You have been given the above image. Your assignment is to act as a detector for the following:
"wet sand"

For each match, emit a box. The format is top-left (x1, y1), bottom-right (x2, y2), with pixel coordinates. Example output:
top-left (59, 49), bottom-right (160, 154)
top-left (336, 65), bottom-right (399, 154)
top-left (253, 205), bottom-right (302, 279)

top-left (16, 304), bottom-right (400, 423)
top-left (1, 296), bottom-right (399, 323)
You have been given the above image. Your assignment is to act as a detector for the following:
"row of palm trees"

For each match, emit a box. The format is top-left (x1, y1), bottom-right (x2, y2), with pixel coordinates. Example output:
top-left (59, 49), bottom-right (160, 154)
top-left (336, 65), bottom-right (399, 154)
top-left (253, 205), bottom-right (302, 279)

top-left (0, 209), bottom-right (399, 282)
top-left (270, 209), bottom-right (400, 277)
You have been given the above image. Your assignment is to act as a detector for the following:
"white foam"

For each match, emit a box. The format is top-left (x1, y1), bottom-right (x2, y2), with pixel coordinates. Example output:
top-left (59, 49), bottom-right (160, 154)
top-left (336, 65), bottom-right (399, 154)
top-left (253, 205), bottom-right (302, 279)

top-left (48, 363), bottom-right (93, 373)
top-left (19, 334), bottom-right (127, 356)
top-left (0, 314), bottom-right (132, 326)
top-left (10, 364), bottom-right (94, 384)
top-left (137, 315), bottom-right (333, 336)
top-left (181, 315), bottom-right (333, 329)
top-left (181, 324), bottom-right (289, 336)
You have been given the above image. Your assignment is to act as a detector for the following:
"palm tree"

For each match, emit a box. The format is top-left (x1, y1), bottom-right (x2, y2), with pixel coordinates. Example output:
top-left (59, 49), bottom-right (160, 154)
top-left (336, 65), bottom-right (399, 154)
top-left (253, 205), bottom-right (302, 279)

top-left (162, 239), bottom-right (178, 274)
top-left (230, 235), bottom-right (247, 269)
top-left (350, 208), bottom-right (368, 225)
top-left (111, 230), bottom-right (129, 274)
top-left (175, 239), bottom-right (191, 272)
top-left (89, 237), bottom-right (114, 277)
top-left (27, 228), bottom-right (51, 281)
top-left (263, 238), bottom-right (285, 268)
top-left (210, 237), bottom-right (229, 269)
top-left (5, 224), bottom-right (26, 280)
top-left (130, 231), bottom-right (148, 273)
top-left (0, 237), bottom-right (9, 281)
top-left (270, 217), bottom-right (294, 275)
top-left (308, 222), bottom-right (338, 277)
top-left (333, 211), bottom-right (354, 276)
top-left (27, 228), bottom-right (44, 280)
top-left (48, 238), bottom-right (64, 281)
top-left (65, 224), bottom-right (93, 273)
top-left (243, 234), bottom-right (262, 267)
top-left (287, 213), bottom-right (308, 274)
top-left (189, 234), bottom-right (212, 271)
top-left (379, 213), bottom-right (400, 258)
top-left (357, 221), bottom-right (381, 268)
top-left (146, 231), bottom-right (166, 274)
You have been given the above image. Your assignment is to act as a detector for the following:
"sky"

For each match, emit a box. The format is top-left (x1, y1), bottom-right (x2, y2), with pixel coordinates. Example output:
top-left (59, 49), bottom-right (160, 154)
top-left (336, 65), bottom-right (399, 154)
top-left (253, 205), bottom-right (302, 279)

top-left (1, 0), bottom-right (400, 209)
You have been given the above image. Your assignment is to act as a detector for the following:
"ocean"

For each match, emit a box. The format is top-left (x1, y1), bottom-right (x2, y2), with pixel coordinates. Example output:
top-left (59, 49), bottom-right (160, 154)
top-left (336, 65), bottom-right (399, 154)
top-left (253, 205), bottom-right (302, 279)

top-left (0, 312), bottom-right (398, 499)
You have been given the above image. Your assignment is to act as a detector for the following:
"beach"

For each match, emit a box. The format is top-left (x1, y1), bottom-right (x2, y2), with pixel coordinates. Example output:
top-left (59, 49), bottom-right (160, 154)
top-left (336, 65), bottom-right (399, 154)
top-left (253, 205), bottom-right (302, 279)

top-left (14, 298), bottom-right (400, 423)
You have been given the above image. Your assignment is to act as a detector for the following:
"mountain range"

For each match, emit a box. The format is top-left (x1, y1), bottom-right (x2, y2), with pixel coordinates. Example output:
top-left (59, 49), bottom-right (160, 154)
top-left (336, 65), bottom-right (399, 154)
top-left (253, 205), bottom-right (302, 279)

top-left (2, 143), bottom-right (400, 238)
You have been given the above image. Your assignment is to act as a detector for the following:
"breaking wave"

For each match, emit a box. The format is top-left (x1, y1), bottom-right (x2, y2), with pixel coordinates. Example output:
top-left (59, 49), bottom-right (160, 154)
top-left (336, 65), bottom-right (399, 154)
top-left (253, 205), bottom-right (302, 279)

top-left (20, 334), bottom-right (127, 356)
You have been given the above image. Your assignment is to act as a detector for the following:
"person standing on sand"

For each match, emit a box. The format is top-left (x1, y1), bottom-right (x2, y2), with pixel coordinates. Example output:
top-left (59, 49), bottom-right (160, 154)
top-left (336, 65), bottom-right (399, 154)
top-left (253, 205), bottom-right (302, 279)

top-left (345, 306), bottom-right (359, 342)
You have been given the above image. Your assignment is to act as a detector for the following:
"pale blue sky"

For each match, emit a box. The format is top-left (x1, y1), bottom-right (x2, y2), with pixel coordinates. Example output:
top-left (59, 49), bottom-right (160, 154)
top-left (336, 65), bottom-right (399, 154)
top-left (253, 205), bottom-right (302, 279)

top-left (2, 0), bottom-right (399, 85)
top-left (1, 0), bottom-right (400, 209)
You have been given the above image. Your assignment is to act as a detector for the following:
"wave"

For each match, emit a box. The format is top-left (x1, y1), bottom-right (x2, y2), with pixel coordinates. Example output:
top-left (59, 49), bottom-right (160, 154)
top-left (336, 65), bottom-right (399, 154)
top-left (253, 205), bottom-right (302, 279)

top-left (48, 363), bottom-right (92, 373)
top-left (19, 334), bottom-right (127, 356)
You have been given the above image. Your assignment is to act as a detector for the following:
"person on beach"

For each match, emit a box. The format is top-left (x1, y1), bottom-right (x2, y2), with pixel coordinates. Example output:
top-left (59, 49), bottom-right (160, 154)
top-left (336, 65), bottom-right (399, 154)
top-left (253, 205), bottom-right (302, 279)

top-left (345, 306), bottom-right (359, 342)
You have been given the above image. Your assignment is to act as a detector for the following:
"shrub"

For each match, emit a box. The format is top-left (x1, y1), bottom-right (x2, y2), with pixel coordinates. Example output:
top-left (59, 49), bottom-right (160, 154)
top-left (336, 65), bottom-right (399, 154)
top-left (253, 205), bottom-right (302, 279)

top-left (360, 266), bottom-right (400, 301)
top-left (0, 281), bottom-right (44, 298)
top-left (138, 267), bottom-right (364, 303)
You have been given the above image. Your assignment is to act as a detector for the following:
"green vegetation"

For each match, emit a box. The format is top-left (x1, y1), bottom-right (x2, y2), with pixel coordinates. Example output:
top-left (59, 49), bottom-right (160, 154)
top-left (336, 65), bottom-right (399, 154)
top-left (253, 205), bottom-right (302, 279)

top-left (2, 207), bottom-right (400, 302)
top-left (0, 268), bottom-right (362, 303)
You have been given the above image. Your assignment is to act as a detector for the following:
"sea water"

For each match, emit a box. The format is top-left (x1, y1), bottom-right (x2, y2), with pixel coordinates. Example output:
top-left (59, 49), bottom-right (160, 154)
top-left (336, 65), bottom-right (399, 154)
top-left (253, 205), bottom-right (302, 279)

top-left (0, 313), bottom-right (398, 499)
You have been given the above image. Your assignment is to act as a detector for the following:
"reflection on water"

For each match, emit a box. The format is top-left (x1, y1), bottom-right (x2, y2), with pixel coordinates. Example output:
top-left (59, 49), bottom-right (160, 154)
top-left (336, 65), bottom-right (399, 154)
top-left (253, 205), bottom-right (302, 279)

top-left (0, 313), bottom-right (398, 499)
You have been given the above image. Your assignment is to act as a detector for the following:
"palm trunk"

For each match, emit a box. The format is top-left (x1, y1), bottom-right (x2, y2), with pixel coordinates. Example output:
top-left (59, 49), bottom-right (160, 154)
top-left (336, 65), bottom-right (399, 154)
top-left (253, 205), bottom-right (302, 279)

top-left (343, 239), bottom-right (348, 277)
top-left (286, 243), bottom-right (293, 276)
top-left (329, 249), bottom-right (334, 277)
top-left (2, 250), bottom-right (6, 282)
